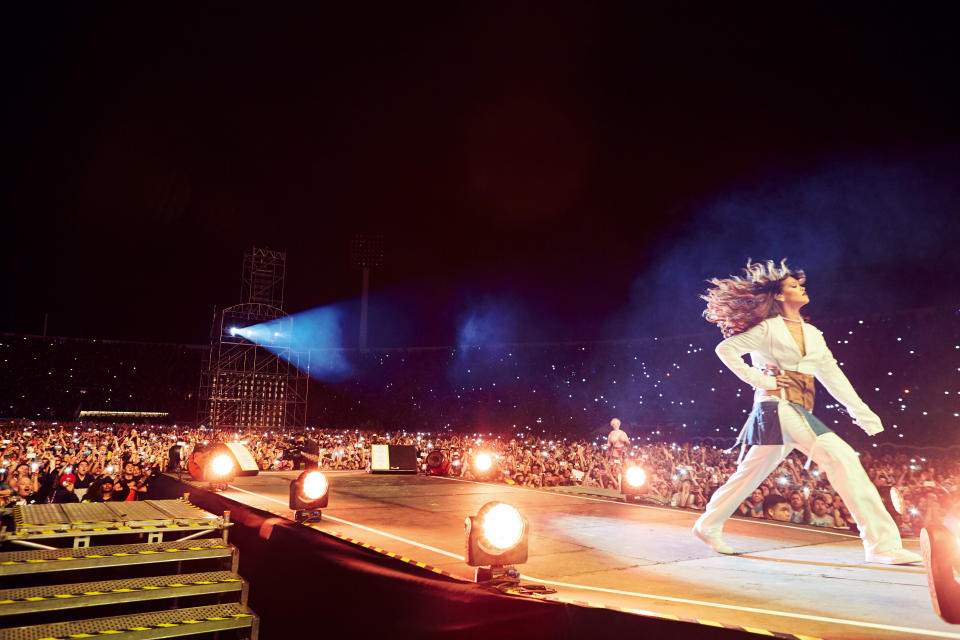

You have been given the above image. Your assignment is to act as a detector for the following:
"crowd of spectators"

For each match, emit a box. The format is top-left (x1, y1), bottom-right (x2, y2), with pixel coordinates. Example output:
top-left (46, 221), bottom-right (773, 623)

top-left (1, 421), bottom-right (956, 537)
top-left (398, 428), bottom-right (958, 537)
top-left (0, 423), bottom-right (163, 506)
top-left (1, 306), bottom-right (958, 447)
top-left (1, 304), bottom-right (956, 535)
top-left (0, 335), bottom-right (201, 422)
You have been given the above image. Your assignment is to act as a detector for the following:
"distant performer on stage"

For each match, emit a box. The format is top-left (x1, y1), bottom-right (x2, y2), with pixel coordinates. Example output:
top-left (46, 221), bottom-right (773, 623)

top-left (607, 418), bottom-right (629, 458)
top-left (692, 259), bottom-right (921, 565)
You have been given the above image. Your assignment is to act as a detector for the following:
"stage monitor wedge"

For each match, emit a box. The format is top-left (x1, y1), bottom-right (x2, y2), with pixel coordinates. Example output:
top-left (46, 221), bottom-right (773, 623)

top-left (222, 442), bottom-right (260, 476)
top-left (370, 444), bottom-right (418, 474)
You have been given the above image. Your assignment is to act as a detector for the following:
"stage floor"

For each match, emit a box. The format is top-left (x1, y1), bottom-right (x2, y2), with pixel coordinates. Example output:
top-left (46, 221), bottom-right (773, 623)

top-left (210, 470), bottom-right (955, 640)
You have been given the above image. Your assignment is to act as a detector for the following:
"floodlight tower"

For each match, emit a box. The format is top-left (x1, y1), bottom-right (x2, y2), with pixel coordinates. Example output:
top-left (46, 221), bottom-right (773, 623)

top-left (350, 233), bottom-right (384, 351)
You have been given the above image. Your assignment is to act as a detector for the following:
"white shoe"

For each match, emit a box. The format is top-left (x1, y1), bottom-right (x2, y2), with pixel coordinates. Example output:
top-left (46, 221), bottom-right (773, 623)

top-left (693, 526), bottom-right (735, 554)
top-left (866, 548), bottom-right (923, 565)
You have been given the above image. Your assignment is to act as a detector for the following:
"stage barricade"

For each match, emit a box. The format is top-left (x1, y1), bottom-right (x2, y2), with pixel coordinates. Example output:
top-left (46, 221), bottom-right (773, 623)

top-left (150, 474), bottom-right (749, 639)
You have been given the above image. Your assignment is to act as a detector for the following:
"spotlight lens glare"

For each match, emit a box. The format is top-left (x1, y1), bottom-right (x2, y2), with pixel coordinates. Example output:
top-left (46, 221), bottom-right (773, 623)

top-left (475, 452), bottom-right (492, 472)
top-left (625, 466), bottom-right (646, 487)
top-left (481, 503), bottom-right (524, 551)
top-left (210, 454), bottom-right (234, 477)
top-left (229, 327), bottom-right (238, 336)
top-left (302, 471), bottom-right (328, 500)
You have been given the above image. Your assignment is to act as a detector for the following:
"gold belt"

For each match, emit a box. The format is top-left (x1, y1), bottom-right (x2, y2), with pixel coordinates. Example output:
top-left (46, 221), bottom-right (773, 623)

top-left (763, 367), bottom-right (816, 411)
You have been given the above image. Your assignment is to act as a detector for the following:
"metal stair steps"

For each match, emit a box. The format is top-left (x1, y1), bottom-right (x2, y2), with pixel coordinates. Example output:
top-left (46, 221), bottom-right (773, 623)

top-left (0, 539), bottom-right (236, 576)
top-left (4, 500), bottom-right (228, 547)
top-left (2, 602), bottom-right (257, 640)
top-left (0, 570), bottom-right (247, 616)
top-left (1, 500), bottom-right (255, 639)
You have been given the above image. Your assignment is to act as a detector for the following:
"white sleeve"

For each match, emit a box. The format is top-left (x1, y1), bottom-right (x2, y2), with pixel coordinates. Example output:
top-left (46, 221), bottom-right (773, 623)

top-left (715, 323), bottom-right (777, 391)
top-left (814, 344), bottom-right (883, 435)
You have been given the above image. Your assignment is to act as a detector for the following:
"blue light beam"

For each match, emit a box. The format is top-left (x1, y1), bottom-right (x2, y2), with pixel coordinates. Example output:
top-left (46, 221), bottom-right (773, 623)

top-left (237, 306), bottom-right (352, 381)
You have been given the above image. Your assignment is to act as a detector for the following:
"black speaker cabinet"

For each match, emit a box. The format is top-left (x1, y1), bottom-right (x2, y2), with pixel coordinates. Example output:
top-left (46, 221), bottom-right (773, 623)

top-left (370, 444), bottom-right (419, 474)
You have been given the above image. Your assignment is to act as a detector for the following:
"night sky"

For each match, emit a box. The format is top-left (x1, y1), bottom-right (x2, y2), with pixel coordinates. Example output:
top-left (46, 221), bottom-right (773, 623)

top-left (3, 4), bottom-right (958, 347)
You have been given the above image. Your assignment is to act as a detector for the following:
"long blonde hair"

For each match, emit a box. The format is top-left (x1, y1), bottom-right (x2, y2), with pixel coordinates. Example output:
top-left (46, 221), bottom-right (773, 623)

top-left (701, 259), bottom-right (806, 337)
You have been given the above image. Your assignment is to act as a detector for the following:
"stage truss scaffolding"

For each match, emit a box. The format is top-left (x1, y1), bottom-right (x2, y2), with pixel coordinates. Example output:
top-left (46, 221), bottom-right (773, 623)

top-left (242, 247), bottom-right (286, 308)
top-left (198, 248), bottom-right (308, 430)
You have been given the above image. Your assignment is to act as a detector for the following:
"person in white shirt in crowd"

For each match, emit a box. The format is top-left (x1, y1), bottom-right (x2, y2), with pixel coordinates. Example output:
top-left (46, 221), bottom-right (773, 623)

top-left (692, 259), bottom-right (921, 565)
top-left (807, 494), bottom-right (836, 527)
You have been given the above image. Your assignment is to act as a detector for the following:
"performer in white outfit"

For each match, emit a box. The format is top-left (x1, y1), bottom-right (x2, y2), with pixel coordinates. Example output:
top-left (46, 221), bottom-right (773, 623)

top-left (607, 418), bottom-right (629, 459)
top-left (692, 259), bottom-right (921, 565)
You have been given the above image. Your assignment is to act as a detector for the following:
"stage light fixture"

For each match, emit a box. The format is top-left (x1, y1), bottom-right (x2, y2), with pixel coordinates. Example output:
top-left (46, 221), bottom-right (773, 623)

top-left (465, 501), bottom-right (529, 580)
top-left (621, 465), bottom-right (650, 502)
top-left (210, 454), bottom-right (235, 478)
top-left (625, 466), bottom-right (646, 488)
top-left (201, 451), bottom-right (238, 491)
top-left (480, 503), bottom-right (524, 552)
top-left (474, 452), bottom-right (493, 473)
top-left (302, 471), bottom-right (328, 500)
top-left (921, 524), bottom-right (960, 623)
top-left (425, 450), bottom-right (449, 476)
top-left (290, 470), bottom-right (329, 523)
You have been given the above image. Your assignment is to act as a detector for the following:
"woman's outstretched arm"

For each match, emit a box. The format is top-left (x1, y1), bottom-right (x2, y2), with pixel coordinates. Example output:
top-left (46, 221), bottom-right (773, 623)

top-left (814, 341), bottom-right (883, 435)
top-left (714, 321), bottom-right (778, 391)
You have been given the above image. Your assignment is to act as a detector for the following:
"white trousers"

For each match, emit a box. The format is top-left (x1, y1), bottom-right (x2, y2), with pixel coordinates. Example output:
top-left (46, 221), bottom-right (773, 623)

top-left (696, 399), bottom-right (903, 555)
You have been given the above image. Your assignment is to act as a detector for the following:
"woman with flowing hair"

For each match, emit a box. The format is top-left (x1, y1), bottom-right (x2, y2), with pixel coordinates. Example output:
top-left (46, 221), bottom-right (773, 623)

top-left (692, 260), bottom-right (921, 564)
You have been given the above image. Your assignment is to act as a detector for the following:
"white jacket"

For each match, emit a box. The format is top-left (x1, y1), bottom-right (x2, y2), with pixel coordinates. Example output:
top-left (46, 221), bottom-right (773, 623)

top-left (715, 316), bottom-right (883, 435)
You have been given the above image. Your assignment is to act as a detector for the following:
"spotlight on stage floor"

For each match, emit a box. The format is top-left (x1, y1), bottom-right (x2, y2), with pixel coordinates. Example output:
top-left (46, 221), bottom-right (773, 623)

top-left (193, 442), bottom-right (258, 490)
top-left (921, 524), bottom-right (960, 623)
top-left (290, 470), bottom-right (329, 523)
top-left (621, 465), bottom-right (649, 502)
top-left (472, 452), bottom-right (495, 478)
top-left (465, 501), bottom-right (528, 583)
top-left (474, 452), bottom-right (492, 472)
top-left (211, 454), bottom-right (234, 476)
top-left (195, 446), bottom-right (244, 490)
top-left (204, 452), bottom-right (236, 491)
